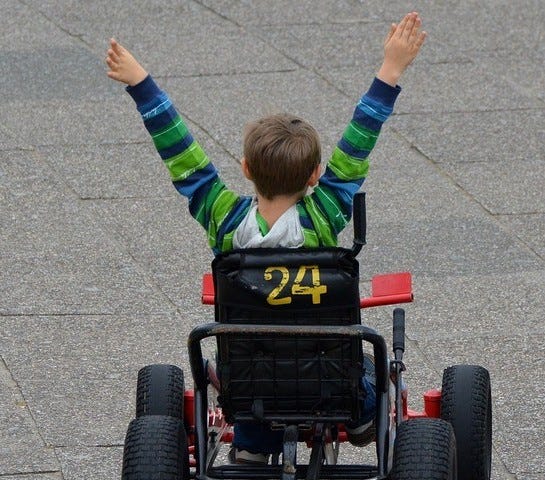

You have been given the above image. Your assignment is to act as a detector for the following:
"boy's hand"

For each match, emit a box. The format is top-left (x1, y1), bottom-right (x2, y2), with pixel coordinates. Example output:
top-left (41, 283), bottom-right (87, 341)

top-left (105, 39), bottom-right (148, 86)
top-left (377, 12), bottom-right (427, 86)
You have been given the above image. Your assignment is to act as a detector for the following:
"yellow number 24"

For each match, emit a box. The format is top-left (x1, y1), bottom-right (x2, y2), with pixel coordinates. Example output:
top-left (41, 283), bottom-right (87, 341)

top-left (264, 265), bottom-right (327, 305)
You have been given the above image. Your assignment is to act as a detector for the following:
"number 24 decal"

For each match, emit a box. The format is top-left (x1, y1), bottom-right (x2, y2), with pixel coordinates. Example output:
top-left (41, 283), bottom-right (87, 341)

top-left (264, 265), bottom-right (327, 305)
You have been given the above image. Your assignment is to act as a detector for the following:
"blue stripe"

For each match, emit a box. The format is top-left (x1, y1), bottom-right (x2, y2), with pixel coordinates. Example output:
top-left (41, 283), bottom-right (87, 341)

top-left (358, 95), bottom-right (393, 122)
top-left (144, 104), bottom-right (178, 132)
top-left (337, 138), bottom-right (371, 159)
top-left (300, 212), bottom-right (314, 230)
top-left (216, 196), bottom-right (253, 247)
top-left (173, 163), bottom-right (218, 198)
top-left (139, 93), bottom-right (172, 119)
top-left (158, 132), bottom-right (194, 160)
top-left (320, 167), bottom-right (364, 211)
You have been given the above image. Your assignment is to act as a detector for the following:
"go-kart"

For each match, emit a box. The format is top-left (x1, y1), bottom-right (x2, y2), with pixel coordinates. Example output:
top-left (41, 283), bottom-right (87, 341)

top-left (120, 193), bottom-right (492, 480)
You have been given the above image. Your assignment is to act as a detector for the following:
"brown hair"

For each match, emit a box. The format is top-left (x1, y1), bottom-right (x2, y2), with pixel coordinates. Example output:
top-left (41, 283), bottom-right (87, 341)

top-left (243, 113), bottom-right (321, 199)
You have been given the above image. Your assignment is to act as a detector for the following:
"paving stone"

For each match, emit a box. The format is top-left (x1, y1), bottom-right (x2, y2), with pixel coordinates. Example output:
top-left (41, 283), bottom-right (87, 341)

top-left (390, 109), bottom-right (545, 165)
top-left (198, 0), bottom-right (382, 25)
top-left (324, 61), bottom-right (536, 114)
top-left (403, 271), bottom-right (545, 342)
top-left (0, 313), bottom-right (195, 447)
top-left (88, 196), bottom-right (215, 309)
top-left (497, 214), bottom-right (545, 258)
top-left (1, 198), bottom-right (172, 316)
top-left (0, 360), bottom-right (59, 475)
top-left (56, 447), bottom-right (122, 480)
top-left (441, 158), bottom-right (545, 215)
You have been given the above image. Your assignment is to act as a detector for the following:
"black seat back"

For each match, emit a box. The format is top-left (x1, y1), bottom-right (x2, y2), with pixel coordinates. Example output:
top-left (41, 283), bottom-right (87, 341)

top-left (212, 247), bottom-right (364, 423)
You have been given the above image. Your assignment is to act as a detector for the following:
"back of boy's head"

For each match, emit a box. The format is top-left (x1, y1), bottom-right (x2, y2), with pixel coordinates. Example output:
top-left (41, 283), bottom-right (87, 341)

top-left (243, 113), bottom-right (321, 200)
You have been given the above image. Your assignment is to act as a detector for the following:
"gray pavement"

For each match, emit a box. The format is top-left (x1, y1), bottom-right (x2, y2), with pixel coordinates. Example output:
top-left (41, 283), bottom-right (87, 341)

top-left (1, 0), bottom-right (544, 478)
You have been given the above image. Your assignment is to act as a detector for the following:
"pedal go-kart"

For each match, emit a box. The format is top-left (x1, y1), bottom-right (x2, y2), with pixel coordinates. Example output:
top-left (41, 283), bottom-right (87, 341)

top-left (120, 193), bottom-right (492, 480)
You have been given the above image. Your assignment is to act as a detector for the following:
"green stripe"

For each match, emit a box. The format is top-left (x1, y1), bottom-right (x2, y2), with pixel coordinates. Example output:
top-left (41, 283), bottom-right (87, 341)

top-left (255, 211), bottom-right (270, 235)
top-left (208, 189), bottom-right (239, 248)
top-left (152, 116), bottom-right (189, 151)
top-left (329, 147), bottom-right (370, 181)
top-left (343, 122), bottom-right (378, 151)
top-left (313, 186), bottom-right (348, 233)
top-left (302, 197), bottom-right (336, 246)
top-left (220, 231), bottom-right (235, 251)
top-left (302, 228), bottom-right (320, 247)
top-left (193, 179), bottom-right (224, 227)
top-left (165, 142), bottom-right (209, 181)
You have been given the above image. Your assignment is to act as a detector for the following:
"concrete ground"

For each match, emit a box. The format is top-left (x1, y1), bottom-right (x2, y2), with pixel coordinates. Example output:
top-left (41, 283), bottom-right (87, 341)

top-left (1, 1), bottom-right (544, 479)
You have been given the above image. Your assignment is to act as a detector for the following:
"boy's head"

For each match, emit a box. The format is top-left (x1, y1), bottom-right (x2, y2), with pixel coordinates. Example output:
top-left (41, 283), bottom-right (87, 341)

top-left (242, 113), bottom-right (321, 200)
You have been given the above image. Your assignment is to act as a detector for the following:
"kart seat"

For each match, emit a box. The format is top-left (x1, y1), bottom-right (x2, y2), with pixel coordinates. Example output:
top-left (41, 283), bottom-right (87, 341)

top-left (211, 247), bottom-right (367, 425)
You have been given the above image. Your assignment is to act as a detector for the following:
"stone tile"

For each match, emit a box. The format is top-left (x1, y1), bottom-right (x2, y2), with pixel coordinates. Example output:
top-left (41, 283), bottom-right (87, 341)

top-left (323, 61), bottom-right (536, 114)
top-left (472, 50), bottom-right (545, 103)
top-left (361, 133), bottom-right (487, 221)
top-left (2, 475), bottom-right (62, 480)
top-left (0, 96), bottom-right (147, 148)
top-left (88, 196), bottom-right (215, 309)
top-left (56, 447), bottom-right (122, 480)
top-left (32, 2), bottom-right (296, 76)
top-left (255, 22), bottom-right (463, 71)
top-left (0, 0), bottom-right (74, 48)
top-left (0, 125), bottom-right (29, 151)
top-left (497, 214), bottom-right (545, 258)
top-left (1, 198), bottom-right (172, 316)
top-left (1, 46), bottom-right (110, 103)
top-left (0, 150), bottom-right (71, 202)
top-left (441, 159), bottom-right (545, 215)
top-left (30, 0), bottom-right (224, 47)
top-left (390, 109), bottom-right (545, 165)
top-left (0, 359), bottom-right (59, 475)
top-left (0, 313), bottom-right (194, 446)
top-left (198, 0), bottom-right (382, 25)
top-left (358, 213), bottom-right (541, 279)
top-left (404, 271), bottom-right (545, 342)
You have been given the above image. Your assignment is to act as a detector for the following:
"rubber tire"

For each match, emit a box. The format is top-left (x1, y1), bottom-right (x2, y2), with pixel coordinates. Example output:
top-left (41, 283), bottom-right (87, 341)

top-left (441, 365), bottom-right (492, 480)
top-left (388, 418), bottom-right (457, 480)
top-left (136, 364), bottom-right (185, 419)
top-left (121, 415), bottom-right (190, 479)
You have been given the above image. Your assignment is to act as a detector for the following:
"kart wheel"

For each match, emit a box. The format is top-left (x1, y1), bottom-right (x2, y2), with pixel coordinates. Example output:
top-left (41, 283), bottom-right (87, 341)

top-left (121, 415), bottom-right (190, 479)
top-left (441, 364), bottom-right (492, 480)
top-left (388, 418), bottom-right (457, 480)
top-left (136, 364), bottom-right (185, 419)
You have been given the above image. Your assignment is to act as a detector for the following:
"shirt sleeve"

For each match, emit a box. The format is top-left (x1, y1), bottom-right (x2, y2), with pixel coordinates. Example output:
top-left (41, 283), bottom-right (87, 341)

top-left (126, 75), bottom-right (245, 253)
top-left (305, 77), bottom-right (401, 245)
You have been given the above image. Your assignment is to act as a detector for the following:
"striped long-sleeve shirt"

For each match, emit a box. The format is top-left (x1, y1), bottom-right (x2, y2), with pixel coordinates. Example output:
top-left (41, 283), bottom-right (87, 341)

top-left (126, 76), bottom-right (400, 254)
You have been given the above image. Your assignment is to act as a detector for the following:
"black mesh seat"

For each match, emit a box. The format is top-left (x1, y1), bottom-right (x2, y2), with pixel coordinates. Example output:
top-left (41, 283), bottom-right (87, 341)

top-left (211, 247), bottom-right (366, 424)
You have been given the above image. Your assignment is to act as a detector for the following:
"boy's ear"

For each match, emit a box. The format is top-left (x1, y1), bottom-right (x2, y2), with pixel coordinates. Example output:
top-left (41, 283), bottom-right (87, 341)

top-left (241, 157), bottom-right (252, 180)
top-left (307, 164), bottom-right (321, 187)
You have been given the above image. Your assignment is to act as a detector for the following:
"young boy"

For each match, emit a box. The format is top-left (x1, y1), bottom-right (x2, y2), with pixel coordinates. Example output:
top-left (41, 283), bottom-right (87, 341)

top-left (106, 12), bottom-right (425, 463)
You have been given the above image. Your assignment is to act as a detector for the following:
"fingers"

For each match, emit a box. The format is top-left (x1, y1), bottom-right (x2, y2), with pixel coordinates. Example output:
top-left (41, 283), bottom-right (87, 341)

top-left (415, 31), bottom-right (427, 50)
top-left (395, 12), bottom-right (419, 39)
top-left (385, 23), bottom-right (397, 43)
top-left (110, 38), bottom-right (124, 56)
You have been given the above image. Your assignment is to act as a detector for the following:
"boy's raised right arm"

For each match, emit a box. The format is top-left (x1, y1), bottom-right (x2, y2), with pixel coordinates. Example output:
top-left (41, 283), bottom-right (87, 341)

top-left (306, 13), bottom-right (426, 245)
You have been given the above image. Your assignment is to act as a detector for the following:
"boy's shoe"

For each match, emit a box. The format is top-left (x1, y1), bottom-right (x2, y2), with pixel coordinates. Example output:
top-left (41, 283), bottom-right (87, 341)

top-left (346, 418), bottom-right (376, 446)
top-left (228, 447), bottom-right (269, 464)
